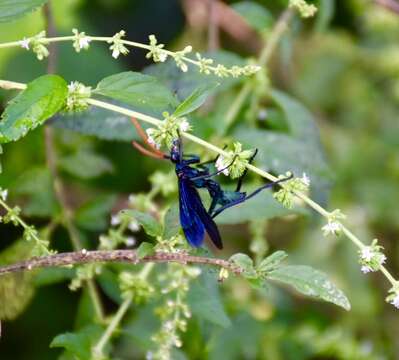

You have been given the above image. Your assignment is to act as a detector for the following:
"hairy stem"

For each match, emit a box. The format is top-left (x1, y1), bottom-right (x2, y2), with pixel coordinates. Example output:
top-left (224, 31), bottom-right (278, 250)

top-left (0, 250), bottom-right (240, 275)
top-left (92, 263), bottom-right (155, 358)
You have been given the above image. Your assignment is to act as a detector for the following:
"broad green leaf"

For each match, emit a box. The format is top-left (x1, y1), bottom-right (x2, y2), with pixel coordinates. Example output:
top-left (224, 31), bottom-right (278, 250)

top-left (0, 239), bottom-right (35, 320)
top-left (75, 194), bottom-right (117, 231)
top-left (0, 0), bottom-right (48, 22)
top-left (0, 74), bottom-right (67, 143)
top-left (52, 104), bottom-right (140, 141)
top-left (120, 209), bottom-right (162, 237)
top-left (173, 83), bottom-right (218, 118)
top-left (11, 167), bottom-right (58, 217)
top-left (267, 265), bottom-right (351, 310)
top-left (163, 203), bottom-right (180, 239)
top-left (188, 272), bottom-right (231, 328)
top-left (58, 150), bottom-right (114, 179)
top-left (94, 71), bottom-right (178, 112)
top-left (257, 251), bottom-right (288, 273)
top-left (136, 242), bottom-right (155, 259)
top-left (232, 1), bottom-right (274, 32)
top-left (50, 324), bottom-right (104, 360)
top-left (229, 253), bottom-right (257, 278)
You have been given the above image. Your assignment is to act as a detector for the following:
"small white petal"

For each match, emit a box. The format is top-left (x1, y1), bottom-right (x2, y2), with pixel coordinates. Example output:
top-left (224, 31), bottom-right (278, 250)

top-left (361, 247), bottom-right (373, 262)
top-left (390, 294), bottom-right (399, 309)
top-left (361, 265), bottom-right (372, 274)
top-left (112, 48), bottom-right (120, 59)
top-left (0, 189), bottom-right (8, 201)
top-left (301, 172), bottom-right (310, 186)
top-left (19, 38), bottom-right (30, 50)
top-left (125, 236), bottom-right (136, 246)
top-left (128, 221), bottom-right (140, 232)
top-left (111, 215), bottom-right (121, 226)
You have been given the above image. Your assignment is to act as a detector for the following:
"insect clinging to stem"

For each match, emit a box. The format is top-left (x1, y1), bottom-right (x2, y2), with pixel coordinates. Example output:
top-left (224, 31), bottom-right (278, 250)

top-left (130, 117), bottom-right (292, 250)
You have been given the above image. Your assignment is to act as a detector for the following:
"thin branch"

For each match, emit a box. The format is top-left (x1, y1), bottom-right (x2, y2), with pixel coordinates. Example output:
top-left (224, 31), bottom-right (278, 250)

top-left (0, 250), bottom-right (241, 276)
top-left (224, 9), bottom-right (294, 129)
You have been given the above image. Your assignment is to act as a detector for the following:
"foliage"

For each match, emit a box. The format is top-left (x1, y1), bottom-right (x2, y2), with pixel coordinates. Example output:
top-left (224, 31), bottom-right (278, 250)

top-left (0, 0), bottom-right (398, 359)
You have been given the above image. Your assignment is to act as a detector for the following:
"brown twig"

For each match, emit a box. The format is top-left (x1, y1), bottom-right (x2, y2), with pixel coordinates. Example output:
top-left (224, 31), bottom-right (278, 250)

top-left (0, 250), bottom-right (242, 276)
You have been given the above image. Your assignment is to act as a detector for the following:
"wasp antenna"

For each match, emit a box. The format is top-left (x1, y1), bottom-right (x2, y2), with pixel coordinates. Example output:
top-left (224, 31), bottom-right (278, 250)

top-left (130, 117), bottom-right (165, 157)
top-left (132, 141), bottom-right (166, 160)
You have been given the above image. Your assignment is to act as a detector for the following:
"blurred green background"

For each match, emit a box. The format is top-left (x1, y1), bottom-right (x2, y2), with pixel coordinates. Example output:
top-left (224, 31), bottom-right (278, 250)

top-left (0, 0), bottom-right (399, 359)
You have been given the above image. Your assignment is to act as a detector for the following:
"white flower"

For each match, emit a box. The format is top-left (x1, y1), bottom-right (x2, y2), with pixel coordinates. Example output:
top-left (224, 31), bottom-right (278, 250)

top-left (361, 265), bottom-right (372, 274)
top-left (19, 38), bottom-right (30, 50)
top-left (0, 189), bottom-right (8, 201)
top-left (128, 221), bottom-right (140, 232)
top-left (145, 128), bottom-right (161, 149)
top-left (179, 118), bottom-right (190, 132)
top-left (321, 221), bottom-right (342, 236)
top-left (111, 215), bottom-right (121, 226)
top-left (360, 246), bottom-right (374, 262)
top-left (390, 293), bottom-right (399, 309)
top-left (125, 236), bottom-right (136, 246)
top-left (72, 29), bottom-right (91, 52)
top-left (108, 30), bottom-right (129, 59)
top-left (301, 172), bottom-right (310, 186)
top-left (215, 156), bottom-right (230, 176)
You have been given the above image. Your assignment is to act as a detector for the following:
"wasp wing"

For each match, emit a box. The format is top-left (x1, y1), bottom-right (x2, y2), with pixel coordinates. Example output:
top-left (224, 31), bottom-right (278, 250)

top-left (179, 178), bottom-right (223, 249)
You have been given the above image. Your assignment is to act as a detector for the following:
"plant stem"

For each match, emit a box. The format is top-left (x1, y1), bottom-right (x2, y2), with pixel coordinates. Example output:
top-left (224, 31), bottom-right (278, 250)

top-left (92, 262), bottom-right (154, 358)
top-left (41, 2), bottom-right (104, 322)
top-left (0, 250), bottom-right (241, 276)
top-left (224, 9), bottom-right (294, 129)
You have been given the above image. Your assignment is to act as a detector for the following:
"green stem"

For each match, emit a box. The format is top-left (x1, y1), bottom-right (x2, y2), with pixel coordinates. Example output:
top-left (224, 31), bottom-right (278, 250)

top-left (224, 9), bottom-right (294, 129)
top-left (92, 263), bottom-right (154, 359)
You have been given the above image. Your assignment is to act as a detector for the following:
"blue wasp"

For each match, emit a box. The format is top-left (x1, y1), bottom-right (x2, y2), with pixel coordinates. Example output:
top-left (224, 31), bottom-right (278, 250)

top-left (131, 118), bottom-right (291, 249)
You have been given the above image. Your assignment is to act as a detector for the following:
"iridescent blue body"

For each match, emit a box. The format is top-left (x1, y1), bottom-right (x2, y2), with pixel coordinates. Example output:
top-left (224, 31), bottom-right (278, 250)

top-left (169, 140), bottom-right (291, 249)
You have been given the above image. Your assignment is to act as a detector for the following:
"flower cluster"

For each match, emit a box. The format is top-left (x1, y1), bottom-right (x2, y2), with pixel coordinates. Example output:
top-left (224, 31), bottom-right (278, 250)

top-left (194, 53), bottom-right (260, 77)
top-left (119, 271), bottom-right (155, 303)
top-left (386, 283), bottom-right (399, 309)
top-left (289, 0), bottom-right (318, 18)
top-left (148, 264), bottom-right (201, 360)
top-left (358, 239), bottom-right (387, 274)
top-left (21, 31), bottom-right (49, 60)
top-left (146, 112), bottom-right (191, 149)
top-left (215, 142), bottom-right (255, 179)
top-left (321, 209), bottom-right (346, 237)
top-left (172, 45), bottom-right (192, 72)
top-left (146, 35), bottom-right (168, 63)
top-left (107, 30), bottom-right (129, 59)
top-left (72, 28), bottom-right (91, 52)
top-left (273, 172), bottom-right (310, 208)
top-left (65, 81), bottom-right (92, 112)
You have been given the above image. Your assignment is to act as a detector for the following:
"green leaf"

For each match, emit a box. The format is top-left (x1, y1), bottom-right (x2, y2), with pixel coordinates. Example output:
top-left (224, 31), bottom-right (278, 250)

top-left (53, 104), bottom-right (141, 141)
top-left (58, 150), bottom-right (114, 179)
top-left (0, 0), bottom-right (48, 22)
top-left (0, 240), bottom-right (35, 320)
top-left (173, 83), bottom-right (218, 118)
top-left (94, 71), bottom-right (178, 112)
top-left (136, 242), bottom-right (155, 259)
top-left (11, 167), bottom-right (58, 217)
top-left (0, 74), bottom-right (67, 143)
top-left (229, 253), bottom-right (257, 278)
top-left (75, 194), bottom-right (117, 231)
top-left (257, 251), bottom-right (288, 273)
top-left (163, 203), bottom-right (180, 239)
top-left (232, 1), bottom-right (274, 32)
top-left (267, 265), bottom-right (351, 310)
top-left (50, 324), bottom-right (104, 360)
top-left (188, 272), bottom-right (231, 328)
top-left (119, 209), bottom-right (162, 237)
